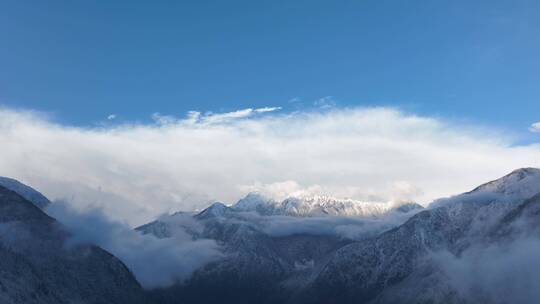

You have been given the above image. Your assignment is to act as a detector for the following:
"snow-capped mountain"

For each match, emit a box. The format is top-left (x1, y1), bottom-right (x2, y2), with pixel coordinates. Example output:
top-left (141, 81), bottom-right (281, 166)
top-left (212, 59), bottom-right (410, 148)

top-left (233, 192), bottom-right (422, 217)
top-left (196, 202), bottom-right (231, 219)
top-left (0, 180), bottom-right (146, 304)
top-left (137, 191), bottom-right (424, 304)
top-left (138, 192), bottom-right (422, 242)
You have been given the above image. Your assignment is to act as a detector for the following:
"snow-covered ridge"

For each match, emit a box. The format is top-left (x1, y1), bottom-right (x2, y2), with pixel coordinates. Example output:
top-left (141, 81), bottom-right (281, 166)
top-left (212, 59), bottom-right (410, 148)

top-left (231, 192), bottom-right (421, 217)
top-left (429, 168), bottom-right (540, 210)
top-left (196, 202), bottom-right (229, 219)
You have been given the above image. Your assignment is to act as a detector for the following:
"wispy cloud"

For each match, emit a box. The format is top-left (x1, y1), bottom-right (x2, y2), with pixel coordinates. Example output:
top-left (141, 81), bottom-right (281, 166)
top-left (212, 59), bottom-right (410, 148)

top-left (529, 122), bottom-right (540, 133)
top-left (433, 237), bottom-right (540, 304)
top-left (107, 114), bottom-right (117, 120)
top-left (288, 97), bottom-right (301, 103)
top-left (46, 201), bottom-right (222, 289)
top-left (152, 106), bottom-right (280, 126)
top-left (0, 106), bottom-right (538, 226)
top-left (313, 96), bottom-right (336, 109)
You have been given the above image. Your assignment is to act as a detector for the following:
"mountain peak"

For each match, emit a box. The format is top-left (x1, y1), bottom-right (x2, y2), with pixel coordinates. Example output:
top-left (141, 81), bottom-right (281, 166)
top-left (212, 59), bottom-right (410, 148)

top-left (233, 192), bottom-right (276, 212)
top-left (470, 167), bottom-right (540, 199)
top-left (506, 167), bottom-right (540, 179)
top-left (196, 202), bottom-right (230, 219)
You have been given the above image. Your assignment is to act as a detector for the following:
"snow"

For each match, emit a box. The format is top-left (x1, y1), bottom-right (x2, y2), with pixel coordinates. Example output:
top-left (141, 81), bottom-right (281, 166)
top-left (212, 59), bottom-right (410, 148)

top-left (471, 168), bottom-right (540, 200)
top-left (232, 192), bottom-right (416, 217)
top-left (196, 202), bottom-right (231, 219)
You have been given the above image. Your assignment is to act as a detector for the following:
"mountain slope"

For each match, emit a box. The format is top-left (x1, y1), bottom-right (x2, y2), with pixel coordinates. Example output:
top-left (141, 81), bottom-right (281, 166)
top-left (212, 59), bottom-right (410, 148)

top-left (0, 184), bottom-right (147, 304)
top-left (140, 203), bottom-right (350, 304)
top-left (298, 168), bottom-right (540, 304)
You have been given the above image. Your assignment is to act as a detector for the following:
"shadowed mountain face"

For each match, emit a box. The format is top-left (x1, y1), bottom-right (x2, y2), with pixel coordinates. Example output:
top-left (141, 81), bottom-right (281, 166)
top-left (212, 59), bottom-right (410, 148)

top-left (0, 185), bottom-right (146, 304)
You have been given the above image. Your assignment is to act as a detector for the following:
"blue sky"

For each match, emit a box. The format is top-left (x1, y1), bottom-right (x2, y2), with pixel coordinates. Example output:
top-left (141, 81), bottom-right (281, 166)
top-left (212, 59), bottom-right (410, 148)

top-left (1, 0), bottom-right (539, 137)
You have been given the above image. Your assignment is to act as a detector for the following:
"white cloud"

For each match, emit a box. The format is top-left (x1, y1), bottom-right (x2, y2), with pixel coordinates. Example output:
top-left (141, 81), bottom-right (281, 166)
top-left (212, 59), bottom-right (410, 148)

top-left (289, 97), bottom-right (301, 103)
top-left (254, 106), bottom-right (281, 113)
top-left (434, 237), bottom-right (540, 304)
top-left (0, 106), bottom-right (539, 226)
top-left (152, 106), bottom-right (280, 126)
top-left (529, 122), bottom-right (540, 133)
top-left (107, 114), bottom-right (117, 120)
top-left (201, 108), bottom-right (254, 124)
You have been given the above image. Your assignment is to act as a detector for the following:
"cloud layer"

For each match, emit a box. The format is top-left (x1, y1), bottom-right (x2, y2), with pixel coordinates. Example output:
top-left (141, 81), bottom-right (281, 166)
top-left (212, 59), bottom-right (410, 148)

top-left (0, 106), bottom-right (539, 225)
top-left (434, 237), bottom-right (540, 304)
top-left (234, 210), bottom-right (416, 240)
top-left (46, 201), bottom-right (222, 289)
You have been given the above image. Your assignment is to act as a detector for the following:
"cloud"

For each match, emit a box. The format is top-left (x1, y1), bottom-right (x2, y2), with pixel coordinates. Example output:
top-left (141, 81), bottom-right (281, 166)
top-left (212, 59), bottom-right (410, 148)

top-left (529, 121), bottom-right (540, 133)
top-left (234, 210), bottom-right (417, 240)
top-left (0, 106), bottom-right (539, 226)
top-left (200, 108), bottom-right (254, 124)
top-left (238, 180), bottom-right (325, 201)
top-left (107, 114), bottom-right (117, 120)
top-left (46, 201), bottom-right (223, 289)
top-left (313, 96), bottom-right (336, 109)
top-left (288, 97), bottom-right (301, 103)
top-left (433, 237), bottom-right (540, 304)
top-left (254, 106), bottom-right (281, 113)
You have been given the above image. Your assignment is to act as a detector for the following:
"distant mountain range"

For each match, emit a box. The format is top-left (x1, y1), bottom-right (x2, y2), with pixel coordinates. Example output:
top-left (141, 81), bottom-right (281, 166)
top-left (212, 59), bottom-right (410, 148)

top-left (232, 192), bottom-right (423, 217)
top-left (1, 168), bottom-right (540, 303)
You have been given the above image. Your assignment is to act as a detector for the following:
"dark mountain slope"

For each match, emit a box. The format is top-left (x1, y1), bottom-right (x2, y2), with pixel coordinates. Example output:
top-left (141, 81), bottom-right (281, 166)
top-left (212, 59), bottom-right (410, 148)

top-left (0, 185), bottom-right (147, 304)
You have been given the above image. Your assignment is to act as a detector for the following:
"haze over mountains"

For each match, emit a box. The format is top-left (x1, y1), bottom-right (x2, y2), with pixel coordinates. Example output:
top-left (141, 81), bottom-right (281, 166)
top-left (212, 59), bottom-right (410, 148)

top-left (0, 168), bottom-right (539, 303)
top-left (3, 106), bottom-right (540, 227)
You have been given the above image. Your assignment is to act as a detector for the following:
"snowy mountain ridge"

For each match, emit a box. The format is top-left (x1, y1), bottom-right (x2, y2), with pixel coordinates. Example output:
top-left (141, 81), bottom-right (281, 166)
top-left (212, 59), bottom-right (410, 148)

top-left (232, 192), bottom-right (421, 217)
top-left (469, 167), bottom-right (540, 199)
